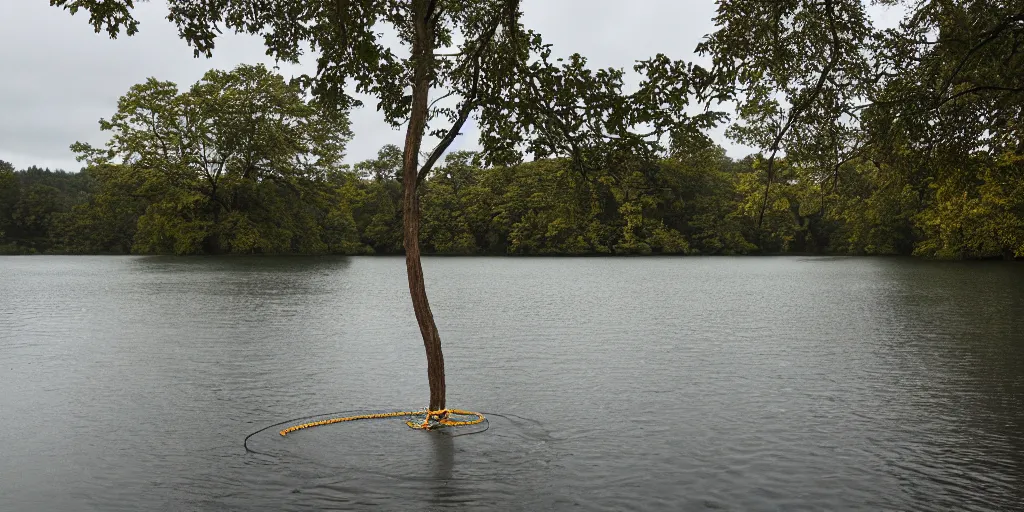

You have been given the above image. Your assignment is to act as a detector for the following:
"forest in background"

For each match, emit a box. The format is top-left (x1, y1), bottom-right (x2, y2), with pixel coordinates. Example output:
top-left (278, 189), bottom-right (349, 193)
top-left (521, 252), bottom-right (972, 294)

top-left (2, 133), bottom-right (1017, 258)
top-left (3, 1), bottom-right (1022, 260)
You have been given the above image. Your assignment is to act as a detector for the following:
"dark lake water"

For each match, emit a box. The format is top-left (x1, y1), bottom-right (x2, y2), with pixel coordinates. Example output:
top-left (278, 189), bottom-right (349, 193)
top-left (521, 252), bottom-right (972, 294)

top-left (1, 256), bottom-right (1023, 511)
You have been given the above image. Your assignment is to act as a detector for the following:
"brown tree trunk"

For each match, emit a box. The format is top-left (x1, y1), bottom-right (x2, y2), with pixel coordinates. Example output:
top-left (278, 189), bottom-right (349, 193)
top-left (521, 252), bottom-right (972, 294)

top-left (402, 0), bottom-right (446, 412)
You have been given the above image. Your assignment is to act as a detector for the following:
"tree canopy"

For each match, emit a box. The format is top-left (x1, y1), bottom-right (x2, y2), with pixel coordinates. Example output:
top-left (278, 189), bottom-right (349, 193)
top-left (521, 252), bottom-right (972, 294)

top-left (696, 0), bottom-right (1024, 258)
top-left (66, 63), bottom-right (353, 255)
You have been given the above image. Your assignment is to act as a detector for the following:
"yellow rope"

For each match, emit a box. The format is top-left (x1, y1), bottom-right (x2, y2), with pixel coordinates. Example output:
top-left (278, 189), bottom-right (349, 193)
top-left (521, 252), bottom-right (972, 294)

top-left (279, 409), bottom-right (485, 436)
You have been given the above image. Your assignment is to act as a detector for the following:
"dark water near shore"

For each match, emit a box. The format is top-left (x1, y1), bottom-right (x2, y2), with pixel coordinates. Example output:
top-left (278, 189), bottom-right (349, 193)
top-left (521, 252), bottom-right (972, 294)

top-left (1, 256), bottom-right (1023, 511)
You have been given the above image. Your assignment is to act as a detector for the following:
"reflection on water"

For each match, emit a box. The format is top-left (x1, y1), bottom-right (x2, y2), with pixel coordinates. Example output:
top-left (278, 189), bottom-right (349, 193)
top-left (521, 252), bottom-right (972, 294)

top-left (1, 255), bottom-right (1022, 511)
top-left (429, 431), bottom-right (456, 508)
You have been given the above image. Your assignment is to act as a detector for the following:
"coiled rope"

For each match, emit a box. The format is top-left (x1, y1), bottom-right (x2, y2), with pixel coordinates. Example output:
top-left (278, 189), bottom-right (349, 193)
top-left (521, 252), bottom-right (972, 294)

top-left (279, 408), bottom-right (485, 436)
top-left (243, 408), bottom-right (489, 455)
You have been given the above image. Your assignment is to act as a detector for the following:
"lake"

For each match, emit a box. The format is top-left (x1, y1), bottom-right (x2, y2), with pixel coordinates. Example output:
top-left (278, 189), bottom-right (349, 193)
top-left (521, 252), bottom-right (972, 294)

top-left (1, 256), bottom-right (1022, 511)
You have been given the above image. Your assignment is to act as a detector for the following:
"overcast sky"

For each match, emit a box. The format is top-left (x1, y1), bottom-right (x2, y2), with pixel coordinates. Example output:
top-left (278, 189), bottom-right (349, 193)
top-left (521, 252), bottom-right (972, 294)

top-left (0, 1), bottom-right (898, 172)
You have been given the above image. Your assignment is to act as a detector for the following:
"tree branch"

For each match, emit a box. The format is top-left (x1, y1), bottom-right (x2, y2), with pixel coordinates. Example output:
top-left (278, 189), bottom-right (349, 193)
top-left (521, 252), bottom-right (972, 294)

top-left (416, 2), bottom-right (506, 183)
top-left (936, 12), bottom-right (1024, 103)
top-left (935, 85), bottom-right (1024, 108)
top-left (508, 28), bottom-right (587, 177)
top-left (756, 0), bottom-right (841, 229)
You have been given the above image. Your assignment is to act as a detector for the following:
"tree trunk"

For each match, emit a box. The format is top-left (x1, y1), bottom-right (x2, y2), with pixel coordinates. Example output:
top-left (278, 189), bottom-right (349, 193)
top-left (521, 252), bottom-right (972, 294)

top-left (402, 1), bottom-right (446, 412)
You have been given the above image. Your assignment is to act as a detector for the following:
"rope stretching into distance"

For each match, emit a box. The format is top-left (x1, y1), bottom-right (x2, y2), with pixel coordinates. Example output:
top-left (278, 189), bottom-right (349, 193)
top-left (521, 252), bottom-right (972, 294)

top-left (278, 409), bottom-right (486, 436)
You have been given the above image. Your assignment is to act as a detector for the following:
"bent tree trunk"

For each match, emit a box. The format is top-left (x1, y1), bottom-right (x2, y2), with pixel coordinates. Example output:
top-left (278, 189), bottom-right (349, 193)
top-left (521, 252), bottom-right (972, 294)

top-left (402, 1), bottom-right (446, 412)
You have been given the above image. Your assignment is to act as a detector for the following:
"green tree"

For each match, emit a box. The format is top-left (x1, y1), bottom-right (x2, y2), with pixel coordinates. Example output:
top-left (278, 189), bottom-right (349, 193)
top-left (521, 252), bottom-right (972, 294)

top-left (698, 0), bottom-right (873, 232)
top-left (913, 154), bottom-right (1024, 259)
top-left (824, 159), bottom-right (917, 255)
top-left (662, 138), bottom-right (755, 255)
top-left (0, 167), bottom-right (91, 253)
top-left (319, 169), bottom-right (372, 255)
top-left (352, 146), bottom-right (404, 253)
top-left (72, 64), bottom-right (352, 255)
top-left (863, 1), bottom-right (1024, 258)
top-left (695, 0), bottom-right (1022, 259)
top-left (420, 152), bottom-right (486, 254)
top-left (52, 164), bottom-right (149, 254)
top-left (867, 1), bottom-right (1023, 161)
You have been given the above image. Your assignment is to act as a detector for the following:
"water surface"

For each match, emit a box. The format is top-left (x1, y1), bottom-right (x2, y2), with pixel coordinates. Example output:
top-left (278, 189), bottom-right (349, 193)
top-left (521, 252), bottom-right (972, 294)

top-left (1, 256), bottom-right (1022, 510)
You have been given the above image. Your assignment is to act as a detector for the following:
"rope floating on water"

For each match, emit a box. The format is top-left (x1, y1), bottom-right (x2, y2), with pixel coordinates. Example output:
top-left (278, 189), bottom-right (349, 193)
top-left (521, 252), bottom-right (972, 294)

top-left (278, 409), bottom-right (486, 436)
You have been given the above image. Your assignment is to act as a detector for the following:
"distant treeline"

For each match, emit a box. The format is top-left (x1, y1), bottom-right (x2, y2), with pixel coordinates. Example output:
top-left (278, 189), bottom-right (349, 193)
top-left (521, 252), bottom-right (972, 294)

top-left (2, 141), bottom-right (1020, 259)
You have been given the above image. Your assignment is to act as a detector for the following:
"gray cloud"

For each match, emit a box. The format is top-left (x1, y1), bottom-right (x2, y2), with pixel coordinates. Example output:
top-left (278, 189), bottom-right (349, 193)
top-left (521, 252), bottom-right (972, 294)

top-left (1, 1), bottom-right (899, 172)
